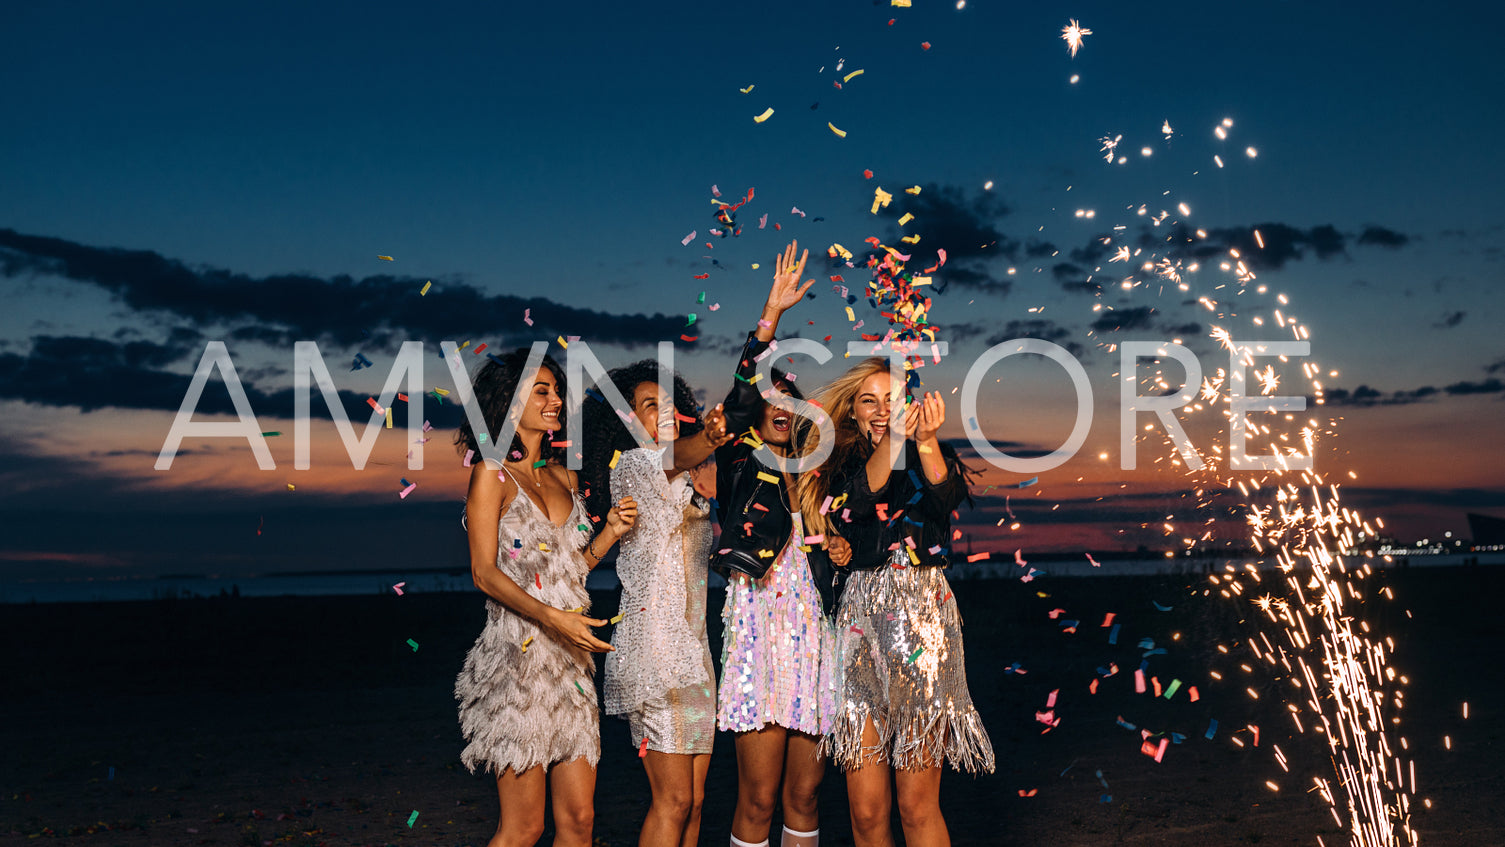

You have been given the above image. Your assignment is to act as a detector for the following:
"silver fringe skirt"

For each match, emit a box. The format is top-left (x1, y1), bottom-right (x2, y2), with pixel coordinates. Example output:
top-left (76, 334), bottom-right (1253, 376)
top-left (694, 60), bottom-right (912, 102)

top-left (824, 559), bottom-right (995, 773)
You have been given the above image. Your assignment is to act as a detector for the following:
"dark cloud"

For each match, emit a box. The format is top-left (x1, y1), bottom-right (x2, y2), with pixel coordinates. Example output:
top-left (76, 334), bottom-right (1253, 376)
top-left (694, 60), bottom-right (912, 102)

top-left (981, 318), bottom-right (1087, 357)
top-left (0, 333), bottom-right (468, 425)
top-left (1443, 377), bottom-right (1504, 396)
top-left (0, 228), bottom-right (689, 348)
top-left (1051, 261), bottom-right (1101, 294)
top-left (1324, 374), bottom-right (1505, 406)
top-left (1355, 225), bottom-right (1410, 248)
top-left (1090, 306), bottom-right (1156, 333)
top-left (1434, 310), bottom-right (1466, 329)
top-left (1487, 358), bottom-right (1505, 375)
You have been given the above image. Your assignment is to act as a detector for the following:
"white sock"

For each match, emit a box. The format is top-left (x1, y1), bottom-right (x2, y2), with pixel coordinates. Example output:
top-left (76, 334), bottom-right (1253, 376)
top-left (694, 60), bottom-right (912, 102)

top-left (781, 826), bottom-right (819, 847)
top-left (731, 835), bottom-right (769, 847)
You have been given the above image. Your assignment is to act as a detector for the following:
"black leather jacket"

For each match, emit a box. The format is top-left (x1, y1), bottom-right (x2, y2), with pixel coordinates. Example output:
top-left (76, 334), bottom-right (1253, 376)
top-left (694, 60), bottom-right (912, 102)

top-left (828, 439), bottom-right (970, 573)
top-left (709, 332), bottom-right (836, 614)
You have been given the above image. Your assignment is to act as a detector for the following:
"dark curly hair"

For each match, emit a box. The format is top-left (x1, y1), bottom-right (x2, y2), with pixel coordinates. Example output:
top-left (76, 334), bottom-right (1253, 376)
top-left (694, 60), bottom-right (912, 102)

top-left (578, 359), bottom-right (704, 523)
top-left (453, 348), bottom-right (569, 466)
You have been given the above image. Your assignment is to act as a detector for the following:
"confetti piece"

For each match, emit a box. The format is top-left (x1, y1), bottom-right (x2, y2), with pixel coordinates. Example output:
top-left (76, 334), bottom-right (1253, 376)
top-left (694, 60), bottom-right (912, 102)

top-left (392, 582), bottom-right (406, 595)
top-left (1017, 789), bottom-right (1037, 797)
top-left (756, 471), bottom-right (780, 484)
top-left (286, 483), bottom-right (295, 490)
top-left (261, 430), bottom-right (280, 437)
top-left (870, 186), bottom-right (892, 213)
top-left (1134, 668), bottom-right (1146, 693)
top-left (827, 122), bottom-right (847, 138)
top-left (681, 231), bottom-right (696, 246)
top-left (1108, 623), bottom-right (1120, 644)
top-left (739, 84), bottom-right (754, 94)
top-left (399, 483), bottom-right (417, 499)
top-left (406, 638), bottom-right (419, 651)
top-left (1188, 685), bottom-right (1199, 702)
top-left (407, 811), bottom-right (419, 828)
top-left (753, 107), bottom-right (775, 123)
top-left (1086, 553), bottom-right (1101, 567)
top-left (921, 41), bottom-right (931, 50)
top-left (521, 635), bottom-right (534, 652)
top-left (575, 681), bottom-right (585, 695)
top-left (639, 738), bottom-right (649, 758)
top-left (891, 0), bottom-right (910, 6)
top-left (523, 308), bottom-right (533, 326)
top-left (906, 646), bottom-right (924, 664)
top-left (1163, 679), bottom-right (1182, 699)
top-left (609, 450), bottom-right (621, 469)
top-left (1152, 600), bottom-right (1173, 611)
top-left (966, 552), bottom-right (989, 563)
top-left (1016, 476), bottom-right (1039, 488)
top-left (378, 255), bottom-right (393, 261)
top-left (419, 281), bottom-right (431, 296)
top-left (842, 69), bottom-right (865, 83)
top-left (904, 185), bottom-right (921, 195)
top-left (1101, 612), bottom-right (1116, 627)
top-left (1205, 718), bottom-right (1218, 740)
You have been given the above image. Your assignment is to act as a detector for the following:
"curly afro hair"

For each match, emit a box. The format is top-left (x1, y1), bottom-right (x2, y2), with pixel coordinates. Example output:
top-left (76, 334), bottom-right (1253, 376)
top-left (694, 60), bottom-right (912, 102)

top-left (578, 359), bottom-right (704, 523)
top-left (453, 348), bottom-right (569, 466)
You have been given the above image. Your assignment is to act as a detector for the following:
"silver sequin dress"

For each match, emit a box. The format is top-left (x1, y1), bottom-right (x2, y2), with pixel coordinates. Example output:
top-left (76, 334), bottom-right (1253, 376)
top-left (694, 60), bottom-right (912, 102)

top-left (603, 447), bottom-right (717, 754)
top-left (826, 548), bottom-right (995, 774)
top-left (455, 471), bottom-right (600, 774)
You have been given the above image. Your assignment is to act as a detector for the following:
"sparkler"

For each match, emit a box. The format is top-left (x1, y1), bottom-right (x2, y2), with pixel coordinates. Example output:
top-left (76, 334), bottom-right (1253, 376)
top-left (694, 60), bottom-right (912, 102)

top-left (1061, 19), bottom-right (1092, 58)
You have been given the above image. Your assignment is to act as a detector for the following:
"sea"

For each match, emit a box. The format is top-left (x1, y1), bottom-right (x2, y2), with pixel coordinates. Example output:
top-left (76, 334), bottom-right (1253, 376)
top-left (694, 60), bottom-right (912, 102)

top-left (3, 551), bottom-right (1500, 604)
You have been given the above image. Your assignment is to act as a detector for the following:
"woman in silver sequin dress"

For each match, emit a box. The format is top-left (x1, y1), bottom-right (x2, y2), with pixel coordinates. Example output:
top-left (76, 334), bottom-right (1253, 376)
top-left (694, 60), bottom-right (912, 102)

top-left (581, 363), bottom-right (732, 847)
top-left (453, 349), bottom-right (638, 847)
top-left (797, 359), bottom-right (994, 847)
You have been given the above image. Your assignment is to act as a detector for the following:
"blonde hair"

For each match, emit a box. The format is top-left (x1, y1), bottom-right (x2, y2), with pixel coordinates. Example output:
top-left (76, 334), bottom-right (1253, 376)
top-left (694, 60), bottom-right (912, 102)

top-left (795, 357), bottom-right (905, 538)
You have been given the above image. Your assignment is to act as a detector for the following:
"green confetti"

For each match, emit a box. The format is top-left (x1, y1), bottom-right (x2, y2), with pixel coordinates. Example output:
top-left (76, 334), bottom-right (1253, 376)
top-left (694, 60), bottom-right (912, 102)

top-left (260, 431), bottom-right (281, 437)
top-left (406, 638), bottom-right (420, 652)
top-left (906, 646), bottom-right (924, 664)
top-left (574, 681), bottom-right (585, 695)
top-left (696, 291), bottom-right (706, 304)
top-left (478, 432), bottom-right (487, 443)
top-left (1163, 679), bottom-right (1182, 700)
top-left (407, 810), bottom-right (419, 828)
top-left (577, 524), bottom-right (589, 532)
top-left (687, 313), bottom-right (697, 326)
top-left (533, 459), bottom-right (547, 469)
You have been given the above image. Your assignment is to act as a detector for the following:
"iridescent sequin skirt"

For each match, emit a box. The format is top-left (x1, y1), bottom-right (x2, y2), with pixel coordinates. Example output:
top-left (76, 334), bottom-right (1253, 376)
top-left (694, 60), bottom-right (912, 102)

top-left (824, 560), bottom-right (995, 773)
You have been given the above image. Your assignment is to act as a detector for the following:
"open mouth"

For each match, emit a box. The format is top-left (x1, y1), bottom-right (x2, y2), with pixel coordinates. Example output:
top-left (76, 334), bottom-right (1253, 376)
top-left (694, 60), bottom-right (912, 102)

top-left (771, 412), bottom-right (792, 433)
top-left (868, 420), bottom-right (888, 439)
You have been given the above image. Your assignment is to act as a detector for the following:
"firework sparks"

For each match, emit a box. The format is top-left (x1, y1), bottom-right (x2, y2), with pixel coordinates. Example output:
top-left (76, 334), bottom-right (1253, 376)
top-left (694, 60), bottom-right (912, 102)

top-left (1061, 19), bottom-right (1092, 58)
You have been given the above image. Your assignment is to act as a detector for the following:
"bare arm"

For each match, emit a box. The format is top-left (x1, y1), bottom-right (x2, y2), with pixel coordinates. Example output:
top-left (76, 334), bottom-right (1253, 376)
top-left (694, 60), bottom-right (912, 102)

top-left (755, 240), bottom-right (814, 342)
top-left (666, 403), bottom-right (734, 476)
top-left (466, 463), bottom-right (614, 653)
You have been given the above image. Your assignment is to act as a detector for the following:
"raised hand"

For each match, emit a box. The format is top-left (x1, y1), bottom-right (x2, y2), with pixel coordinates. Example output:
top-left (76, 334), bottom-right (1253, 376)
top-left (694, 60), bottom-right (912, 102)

top-left (606, 495), bottom-right (638, 536)
top-left (700, 403), bottom-right (736, 449)
top-left (766, 240), bottom-right (814, 314)
top-left (913, 392), bottom-right (946, 442)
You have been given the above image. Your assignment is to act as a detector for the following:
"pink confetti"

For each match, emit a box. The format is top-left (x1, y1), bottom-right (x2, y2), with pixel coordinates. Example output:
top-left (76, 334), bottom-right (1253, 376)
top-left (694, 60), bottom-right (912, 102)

top-left (711, 184), bottom-right (721, 197)
top-left (392, 582), bottom-right (406, 595)
top-left (1015, 548), bottom-right (1028, 566)
top-left (758, 213), bottom-right (767, 229)
top-left (399, 483), bottom-right (417, 499)
top-left (1046, 689), bottom-right (1059, 708)
top-left (681, 231), bottom-right (697, 245)
top-left (523, 308), bottom-right (533, 326)
top-left (1086, 553), bottom-right (1101, 567)
top-left (1134, 668), bottom-right (1147, 693)
top-left (791, 206), bottom-right (806, 217)
top-left (463, 449), bottom-right (475, 467)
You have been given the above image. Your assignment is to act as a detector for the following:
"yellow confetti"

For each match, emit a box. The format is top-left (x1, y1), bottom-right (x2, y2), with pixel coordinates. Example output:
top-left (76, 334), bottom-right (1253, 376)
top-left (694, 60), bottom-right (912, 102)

top-left (432, 387), bottom-right (449, 396)
top-left (828, 122), bottom-right (846, 138)
top-left (912, 276), bottom-right (932, 286)
top-left (609, 449), bottom-right (622, 469)
top-left (891, 0), bottom-right (911, 6)
top-left (377, 255), bottom-right (393, 261)
top-left (557, 335), bottom-right (568, 348)
top-left (901, 234), bottom-right (921, 244)
top-left (610, 612), bottom-right (625, 624)
top-left (286, 483), bottom-right (296, 490)
top-left (538, 543), bottom-right (550, 552)
top-left (419, 280), bottom-right (432, 296)
top-left (567, 606), bottom-right (584, 613)
top-left (753, 107), bottom-right (775, 123)
top-left (905, 185), bottom-right (922, 195)
top-left (829, 243), bottom-right (854, 260)
top-left (751, 263), bottom-right (760, 269)
top-left (846, 306), bottom-right (856, 321)
top-left (897, 212), bottom-right (913, 226)
top-left (870, 187), bottom-right (893, 214)
top-left (908, 546), bottom-right (920, 565)
top-left (385, 407), bottom-right (393, 429)
top-left (756, 471), bottom-right (781, 484)
top-left (740, 84), bottom-right (755, 94)
top-left (757, 549), bottom-right (775, 558)
top-left (842, 69), bottom-right (865, 83)
top-left (521, 636), bottom-right (534, 652)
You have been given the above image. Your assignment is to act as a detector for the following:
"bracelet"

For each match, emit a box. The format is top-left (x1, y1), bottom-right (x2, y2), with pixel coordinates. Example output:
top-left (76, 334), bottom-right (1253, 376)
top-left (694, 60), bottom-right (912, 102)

top-left (587, 533), bottom-right (608, 560)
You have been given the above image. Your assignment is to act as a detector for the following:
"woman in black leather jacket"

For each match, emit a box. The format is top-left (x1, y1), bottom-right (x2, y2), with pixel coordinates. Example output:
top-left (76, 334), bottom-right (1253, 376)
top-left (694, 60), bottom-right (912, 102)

top-left (712, 241), bottom-right (850, 847)
top-left (796, 358), bottom-right (994, 847)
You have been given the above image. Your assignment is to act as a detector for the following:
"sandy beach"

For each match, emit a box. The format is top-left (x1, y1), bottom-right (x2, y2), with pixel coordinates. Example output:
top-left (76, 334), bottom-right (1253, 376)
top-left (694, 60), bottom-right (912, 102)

top-left (3, 566), bottom-right (1500, 846)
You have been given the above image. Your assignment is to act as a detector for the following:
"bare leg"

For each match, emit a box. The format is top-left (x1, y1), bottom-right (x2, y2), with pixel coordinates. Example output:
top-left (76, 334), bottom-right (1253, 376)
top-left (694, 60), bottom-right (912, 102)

top-left (684, 753), bottom-right (711, 847)
top-left (780, 731), bottom-right (825, 840)
top-left (492, 765), bottom-right (548, 847)
top-left (547, 757), bottom-right (597, 847)
top-left (731, 725), bottom-right (789, 844)
top-left (894, 764), bottom-right (948, 847)
top-left (843, 717), bottom-right (894, 847)
top-left (640, 750), bottom-right (696, 847)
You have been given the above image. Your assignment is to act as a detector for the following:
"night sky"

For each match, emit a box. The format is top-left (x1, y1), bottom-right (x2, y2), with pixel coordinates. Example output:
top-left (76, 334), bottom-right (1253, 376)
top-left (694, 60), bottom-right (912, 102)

top-left (3, 1), bottom-right (1502, 582)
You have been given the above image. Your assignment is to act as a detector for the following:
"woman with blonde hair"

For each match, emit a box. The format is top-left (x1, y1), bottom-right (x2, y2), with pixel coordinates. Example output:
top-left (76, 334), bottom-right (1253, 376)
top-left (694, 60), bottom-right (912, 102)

top-left (796, 358), bottom-right (993, 847)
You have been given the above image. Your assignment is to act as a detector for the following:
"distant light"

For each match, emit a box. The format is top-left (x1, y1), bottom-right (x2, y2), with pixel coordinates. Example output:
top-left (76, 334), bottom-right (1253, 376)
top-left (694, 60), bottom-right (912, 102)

top-left (1140, 147), bottom-right (1153, 157)
top-left (983, 180), bottom-right (994, 190)
top-left (956, 0), bottom-right (966, 8)
top-left (1246, 146), bottom-right (1259, 158)
top-left (1069, 74), bottom-right (1080, 84)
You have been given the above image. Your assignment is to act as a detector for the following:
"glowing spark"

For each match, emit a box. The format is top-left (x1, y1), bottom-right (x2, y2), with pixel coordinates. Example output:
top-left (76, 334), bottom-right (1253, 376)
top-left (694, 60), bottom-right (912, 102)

top-left (1162, 120), bottom-right (1174, 138)
top-left (1061, 19), bottom-right (1091, 57)
top-left (1099, 134), bottom-right (1122, 163)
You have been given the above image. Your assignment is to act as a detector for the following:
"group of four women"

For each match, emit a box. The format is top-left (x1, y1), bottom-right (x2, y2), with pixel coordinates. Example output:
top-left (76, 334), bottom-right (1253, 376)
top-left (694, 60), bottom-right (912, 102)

top-left (453, 242), bottom-right (994, 847)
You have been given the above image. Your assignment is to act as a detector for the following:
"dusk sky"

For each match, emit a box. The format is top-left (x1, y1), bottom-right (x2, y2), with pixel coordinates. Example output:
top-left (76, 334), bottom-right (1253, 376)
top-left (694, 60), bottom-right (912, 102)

top-left (3, 1), bottom-right (1503, 583)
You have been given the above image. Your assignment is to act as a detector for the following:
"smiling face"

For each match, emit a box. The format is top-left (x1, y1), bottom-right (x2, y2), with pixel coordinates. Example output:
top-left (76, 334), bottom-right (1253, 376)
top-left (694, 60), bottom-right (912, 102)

top-left (631, 381), bottom-right (678, 443)
top-left (852, 371), bottom-right (902, 446)
top-left (755, 380), bottom-right (797, 448)
top-left (518, 367), bottom-right (563, 434)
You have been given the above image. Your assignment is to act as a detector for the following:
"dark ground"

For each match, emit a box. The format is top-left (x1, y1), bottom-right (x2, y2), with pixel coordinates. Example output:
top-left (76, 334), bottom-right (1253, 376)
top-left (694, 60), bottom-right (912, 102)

top-left (3, 565), bottom-right (1501, 846)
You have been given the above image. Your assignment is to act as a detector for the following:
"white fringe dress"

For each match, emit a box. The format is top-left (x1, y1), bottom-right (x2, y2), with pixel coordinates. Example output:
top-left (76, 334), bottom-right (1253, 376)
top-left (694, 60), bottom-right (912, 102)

top-left (455, 471), bottom-right (600, 775)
